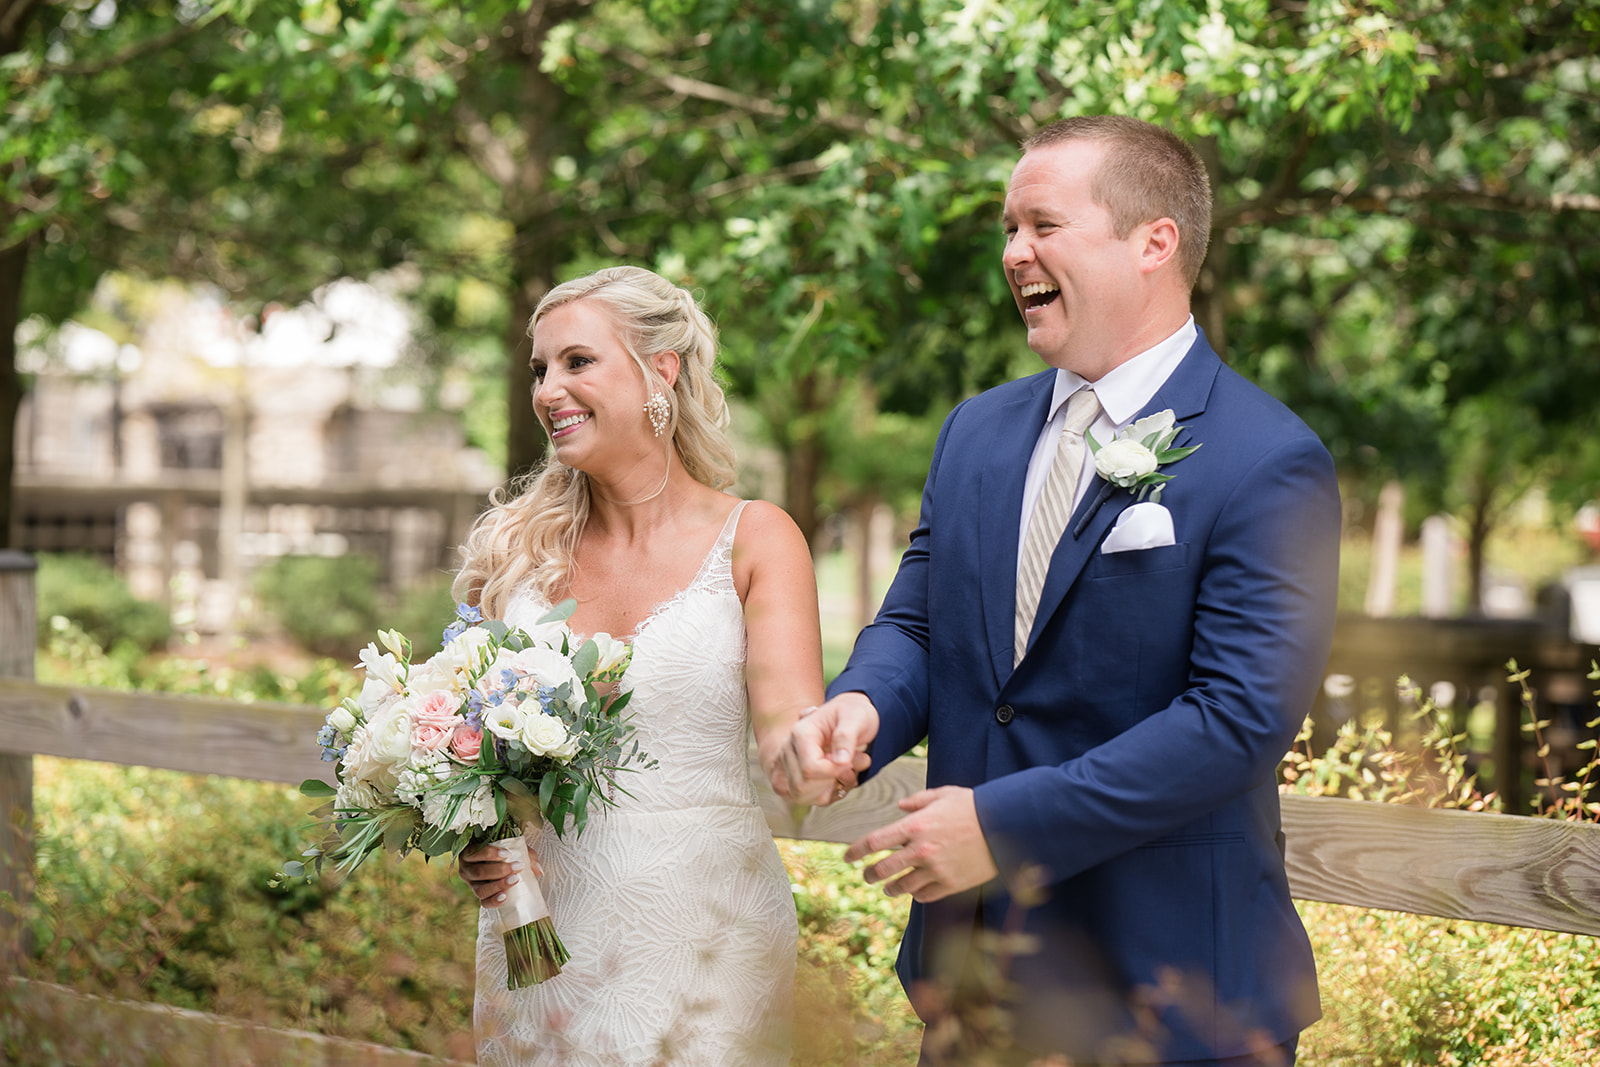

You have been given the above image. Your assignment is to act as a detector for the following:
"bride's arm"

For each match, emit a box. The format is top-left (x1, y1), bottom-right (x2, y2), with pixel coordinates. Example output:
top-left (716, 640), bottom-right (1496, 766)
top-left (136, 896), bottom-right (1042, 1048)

top-left (732, 500), bottom-right (826, 790)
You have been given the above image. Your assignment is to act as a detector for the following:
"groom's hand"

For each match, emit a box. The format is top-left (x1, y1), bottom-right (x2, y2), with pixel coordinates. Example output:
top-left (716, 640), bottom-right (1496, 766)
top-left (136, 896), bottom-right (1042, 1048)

top-left (770, 691), bottom-right (878, 804)
top-left (845, 786), bottom-right (998, 902)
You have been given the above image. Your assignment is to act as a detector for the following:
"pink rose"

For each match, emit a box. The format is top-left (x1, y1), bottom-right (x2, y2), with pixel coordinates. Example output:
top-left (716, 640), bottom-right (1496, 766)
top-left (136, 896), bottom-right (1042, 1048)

top-left (415, 690), bottom-right (459, 728)
top-left (450, 724), bottom-right (483, 761)
top-left (412, 721), bottom-right (452, 751)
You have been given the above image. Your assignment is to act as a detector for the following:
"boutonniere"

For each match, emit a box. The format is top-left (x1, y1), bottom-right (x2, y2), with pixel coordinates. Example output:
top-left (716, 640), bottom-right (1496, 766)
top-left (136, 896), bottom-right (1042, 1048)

top-left (1086, 409), bottom-right (1200, 504)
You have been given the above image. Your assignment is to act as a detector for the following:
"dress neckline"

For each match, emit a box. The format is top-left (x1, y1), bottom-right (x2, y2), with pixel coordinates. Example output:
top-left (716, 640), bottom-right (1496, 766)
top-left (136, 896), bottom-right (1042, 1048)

top-left (562, 499), bottom-right (748, 645)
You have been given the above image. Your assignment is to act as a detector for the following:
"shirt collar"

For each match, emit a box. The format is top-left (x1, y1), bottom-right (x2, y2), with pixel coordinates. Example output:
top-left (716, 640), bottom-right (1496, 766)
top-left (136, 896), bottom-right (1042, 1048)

top-left (1046, 316), bottom-right (1197, 428)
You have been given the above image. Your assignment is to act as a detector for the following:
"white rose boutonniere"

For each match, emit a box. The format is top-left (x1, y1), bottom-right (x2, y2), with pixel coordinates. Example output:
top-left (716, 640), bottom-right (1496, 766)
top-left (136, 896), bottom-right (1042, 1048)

top-left (1087, 409), bottom-right (1199, 504)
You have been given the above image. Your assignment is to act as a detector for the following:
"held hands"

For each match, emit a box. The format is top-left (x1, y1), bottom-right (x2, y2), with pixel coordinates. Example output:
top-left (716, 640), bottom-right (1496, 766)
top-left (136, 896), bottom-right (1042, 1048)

top-left (767, 691), bottom-right (878, 805)
top-left (458, 843), bottom-right (543, 906)
top-left (845, 786), bottom-right (999, 903)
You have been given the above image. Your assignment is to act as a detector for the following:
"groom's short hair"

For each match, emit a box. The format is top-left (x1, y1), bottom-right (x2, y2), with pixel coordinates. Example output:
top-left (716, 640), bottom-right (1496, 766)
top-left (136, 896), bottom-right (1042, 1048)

top-left (1022, 116), bottom-right (1213, 290)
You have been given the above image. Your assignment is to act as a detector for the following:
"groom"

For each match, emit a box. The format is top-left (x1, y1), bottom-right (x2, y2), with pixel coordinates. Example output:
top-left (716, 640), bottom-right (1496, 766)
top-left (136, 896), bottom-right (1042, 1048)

top-left (777, 116), bottom-right (1339, 1065)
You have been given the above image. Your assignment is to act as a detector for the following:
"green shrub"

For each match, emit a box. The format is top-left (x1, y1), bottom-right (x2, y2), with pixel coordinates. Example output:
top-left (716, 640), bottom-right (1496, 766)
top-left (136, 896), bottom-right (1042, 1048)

top-left (253, 555), bottom-right (383, 659)
top-left (34, 553), bottom-right (171, 654)
top-left (383, 571), bottom-right (458, 659)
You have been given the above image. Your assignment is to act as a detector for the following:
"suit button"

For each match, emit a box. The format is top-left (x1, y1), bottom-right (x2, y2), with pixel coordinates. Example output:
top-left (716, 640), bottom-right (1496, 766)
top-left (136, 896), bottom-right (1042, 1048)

top-left (995, 704), bottom-right (1015, 724)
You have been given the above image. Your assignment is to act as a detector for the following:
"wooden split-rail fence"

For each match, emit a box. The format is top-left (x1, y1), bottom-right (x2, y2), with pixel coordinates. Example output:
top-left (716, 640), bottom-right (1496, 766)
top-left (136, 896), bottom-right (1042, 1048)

top-left (3, 552), bottom-right (1600, 1064)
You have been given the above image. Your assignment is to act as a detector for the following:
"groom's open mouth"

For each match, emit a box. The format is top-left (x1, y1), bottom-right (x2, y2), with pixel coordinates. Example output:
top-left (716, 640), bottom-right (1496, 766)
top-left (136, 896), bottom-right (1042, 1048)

top-left (1019, 281), bottom-right (1060, 311)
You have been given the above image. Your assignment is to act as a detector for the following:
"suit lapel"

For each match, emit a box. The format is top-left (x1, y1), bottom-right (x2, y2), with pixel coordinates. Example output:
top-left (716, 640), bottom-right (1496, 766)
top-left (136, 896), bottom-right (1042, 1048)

top-left (1022, 335), bottom-right (1224, 655)
top-left (979, 373), bottom-right (1056, 689)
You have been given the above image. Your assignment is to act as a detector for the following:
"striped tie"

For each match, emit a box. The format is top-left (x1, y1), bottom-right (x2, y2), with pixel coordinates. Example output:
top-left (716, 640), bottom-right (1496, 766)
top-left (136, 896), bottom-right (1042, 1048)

top-left (1015, 389), bottom-right (1101, 665)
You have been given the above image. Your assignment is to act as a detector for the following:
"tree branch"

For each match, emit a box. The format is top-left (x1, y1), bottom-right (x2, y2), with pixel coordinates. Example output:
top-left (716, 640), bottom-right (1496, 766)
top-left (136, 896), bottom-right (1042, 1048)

top-left (43, 10), bottom-right (222, 77)
top-left (584, 34), bottom-right (924, 149)
top-left (1221, 181), bottom-right (1600, 229)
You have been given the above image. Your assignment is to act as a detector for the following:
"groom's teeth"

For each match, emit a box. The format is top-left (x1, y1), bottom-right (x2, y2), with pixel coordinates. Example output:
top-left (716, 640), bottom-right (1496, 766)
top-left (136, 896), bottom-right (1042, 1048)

top-left (1020, 282), bottom-right (1059, 298)
top-left (552, 413), bottom-right (589, 430)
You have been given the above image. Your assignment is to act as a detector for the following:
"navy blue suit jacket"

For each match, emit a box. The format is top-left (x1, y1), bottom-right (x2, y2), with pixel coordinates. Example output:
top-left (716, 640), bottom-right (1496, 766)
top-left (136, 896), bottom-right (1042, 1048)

top-left (830, 332), bottom-right (1339, 1062)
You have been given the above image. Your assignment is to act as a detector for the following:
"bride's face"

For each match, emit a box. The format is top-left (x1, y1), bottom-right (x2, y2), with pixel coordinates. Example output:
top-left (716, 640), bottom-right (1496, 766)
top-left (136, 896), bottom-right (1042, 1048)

top-left (530, 300), bottom-right (656, 474)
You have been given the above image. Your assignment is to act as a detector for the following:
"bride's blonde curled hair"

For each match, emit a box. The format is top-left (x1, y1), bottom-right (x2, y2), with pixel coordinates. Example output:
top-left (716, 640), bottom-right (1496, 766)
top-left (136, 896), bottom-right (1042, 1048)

top-left (453, 266), bottom-right (737, 618)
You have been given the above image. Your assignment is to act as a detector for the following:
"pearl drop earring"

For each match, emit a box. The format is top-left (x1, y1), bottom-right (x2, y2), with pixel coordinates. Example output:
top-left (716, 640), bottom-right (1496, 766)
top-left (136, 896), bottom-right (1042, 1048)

top-left (644, 391), bottom-right (671, 437)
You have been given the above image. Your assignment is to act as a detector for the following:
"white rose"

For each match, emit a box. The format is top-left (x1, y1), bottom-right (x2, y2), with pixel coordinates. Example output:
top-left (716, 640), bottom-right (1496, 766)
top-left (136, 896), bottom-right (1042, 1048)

top-left (483, 703), bottom-right (526, 743)
top-left (507, 646), bottom-right (584, 697)
top-left (354, 702), bottom-right (417, 786)
top-left (521, 713), bottom-right (576, 759)
top-left (328, 703), bottom-right (358, 735)
top-left (1125, 409), bottom-right (1176, 445)
top-left (1095, 438), bottom-right (1159, 484)
top-left (406, 657), bottom-right (453, 696)
top-left (590, 633), bottom-right (630, 675)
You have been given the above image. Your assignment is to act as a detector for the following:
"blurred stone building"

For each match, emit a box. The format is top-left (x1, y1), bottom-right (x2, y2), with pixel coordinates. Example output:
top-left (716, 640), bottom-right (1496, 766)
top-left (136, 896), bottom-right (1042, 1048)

top-left (12, 279), bottom-right (499, 633)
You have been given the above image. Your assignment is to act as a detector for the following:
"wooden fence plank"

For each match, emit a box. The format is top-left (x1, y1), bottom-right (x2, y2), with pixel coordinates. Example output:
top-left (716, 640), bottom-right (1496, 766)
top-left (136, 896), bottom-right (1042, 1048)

top-left (2, 977), bottom-right (473, 1067)
top-left (5, 678), bottom-right (1600, 936)
top-left (1281, 792), bottom-right (1600, 936)
top-left (0, 680), bottom-right (330, 786)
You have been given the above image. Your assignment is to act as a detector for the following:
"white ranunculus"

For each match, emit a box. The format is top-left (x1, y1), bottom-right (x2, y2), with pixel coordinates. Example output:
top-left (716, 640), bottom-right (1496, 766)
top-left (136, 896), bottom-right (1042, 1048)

top-left (590, 632), bottom-right (630, 675)
top-left (1125, 409), bottom-right (1176, 444)
top-left (483, 703), bottom-right (526, 742)
top-left (521, 713), bottom-right (576, 759)
top-left (1095, 438), bottom-right (1159, 484)
top-left (405, 657), bottom-right (453, 697)
top-left (507, 646), bottom-right (584, 698)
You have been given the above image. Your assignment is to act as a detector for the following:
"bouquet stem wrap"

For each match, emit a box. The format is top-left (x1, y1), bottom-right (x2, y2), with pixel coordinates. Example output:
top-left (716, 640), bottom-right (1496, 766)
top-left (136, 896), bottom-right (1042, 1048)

top-left (487, 832), bottom-right (568, 988)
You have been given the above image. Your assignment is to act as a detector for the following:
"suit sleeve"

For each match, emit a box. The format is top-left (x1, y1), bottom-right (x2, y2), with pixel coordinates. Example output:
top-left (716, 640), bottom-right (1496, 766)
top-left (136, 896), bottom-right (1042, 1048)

top-left (972, 430), bottom-right (1341, 886)
top-left (826, 401), bottom-right (968, 774)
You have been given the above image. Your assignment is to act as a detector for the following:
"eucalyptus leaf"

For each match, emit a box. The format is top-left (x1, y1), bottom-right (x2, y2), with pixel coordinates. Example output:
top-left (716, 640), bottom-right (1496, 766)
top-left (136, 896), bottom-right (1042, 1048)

top-left (300, 779), bottom-right (337, 798)
top-left (539, 599), bottom-right (578, 624)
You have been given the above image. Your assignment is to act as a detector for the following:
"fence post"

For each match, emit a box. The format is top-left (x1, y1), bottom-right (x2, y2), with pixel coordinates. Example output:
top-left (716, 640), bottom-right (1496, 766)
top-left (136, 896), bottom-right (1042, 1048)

top-left (0, 550), bottom-right (36, 971)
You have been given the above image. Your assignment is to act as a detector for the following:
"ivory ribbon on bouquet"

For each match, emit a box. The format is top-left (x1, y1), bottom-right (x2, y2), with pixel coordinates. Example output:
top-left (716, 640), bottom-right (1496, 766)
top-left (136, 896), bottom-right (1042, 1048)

top-left (485, 833), bottom-right (552, 933)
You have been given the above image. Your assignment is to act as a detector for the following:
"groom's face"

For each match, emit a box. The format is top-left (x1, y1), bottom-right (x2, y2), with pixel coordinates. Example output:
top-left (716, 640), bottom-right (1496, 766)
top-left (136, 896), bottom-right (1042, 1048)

top-left (1001, 139), bottom-right (1148, 380)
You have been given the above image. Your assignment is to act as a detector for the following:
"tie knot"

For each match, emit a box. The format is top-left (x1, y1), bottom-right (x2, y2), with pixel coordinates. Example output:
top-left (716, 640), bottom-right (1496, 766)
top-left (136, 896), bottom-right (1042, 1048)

top-left (1062, 389), bottom-right (1101, 435)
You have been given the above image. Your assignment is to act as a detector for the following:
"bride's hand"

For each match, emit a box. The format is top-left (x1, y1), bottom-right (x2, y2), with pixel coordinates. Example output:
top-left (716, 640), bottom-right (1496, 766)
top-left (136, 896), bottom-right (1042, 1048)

top-left (458, 843), bottom-right (543, 905)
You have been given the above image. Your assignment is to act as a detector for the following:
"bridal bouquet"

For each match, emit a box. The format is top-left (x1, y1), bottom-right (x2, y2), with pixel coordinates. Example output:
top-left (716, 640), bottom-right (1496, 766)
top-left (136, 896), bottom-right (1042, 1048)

top-left (278, 601), bottom-right (647, 989)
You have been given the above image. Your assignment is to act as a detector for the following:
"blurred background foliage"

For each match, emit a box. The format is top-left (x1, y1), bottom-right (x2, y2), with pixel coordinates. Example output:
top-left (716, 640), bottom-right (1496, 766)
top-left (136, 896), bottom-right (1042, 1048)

top-left (6, 0), bottom-right (1600, 1062)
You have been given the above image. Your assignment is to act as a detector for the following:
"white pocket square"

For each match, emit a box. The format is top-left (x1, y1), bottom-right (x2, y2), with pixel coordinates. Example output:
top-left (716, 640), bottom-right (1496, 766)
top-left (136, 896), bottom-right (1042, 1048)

top-left (1100, 502), bottom-right (1175, 554)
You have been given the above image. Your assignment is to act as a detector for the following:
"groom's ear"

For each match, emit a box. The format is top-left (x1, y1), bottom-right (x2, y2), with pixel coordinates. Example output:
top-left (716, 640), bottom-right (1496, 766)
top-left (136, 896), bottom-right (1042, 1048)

top-left (1135, 217), bottom-right (1181, 277)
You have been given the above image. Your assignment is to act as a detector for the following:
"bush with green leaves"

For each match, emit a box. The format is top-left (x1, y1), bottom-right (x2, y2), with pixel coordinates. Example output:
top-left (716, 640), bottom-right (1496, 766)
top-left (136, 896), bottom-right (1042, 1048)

top-left (33, 553), bottom-right (171, 654)
top-left (252, 555), bottom-right (457, 661)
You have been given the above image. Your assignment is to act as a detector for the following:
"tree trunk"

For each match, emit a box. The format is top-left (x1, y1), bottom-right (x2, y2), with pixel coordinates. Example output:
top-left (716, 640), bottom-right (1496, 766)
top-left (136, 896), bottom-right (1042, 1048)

top-left (1192, 134), bottom-right (1228, 360)
top-left (1465, 472), bottom-right (1493, 615)
top-left (0, 240), bottom-right (28, 550)
top-left (780, 372), bottom-right (825, 549)
top-left (496, 5), bottom-right (581, 484)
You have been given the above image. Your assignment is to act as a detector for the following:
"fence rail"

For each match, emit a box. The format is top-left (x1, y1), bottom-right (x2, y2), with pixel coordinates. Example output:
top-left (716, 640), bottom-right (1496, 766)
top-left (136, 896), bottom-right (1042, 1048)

top-left (6, 557), bottom-right (1600, 1063)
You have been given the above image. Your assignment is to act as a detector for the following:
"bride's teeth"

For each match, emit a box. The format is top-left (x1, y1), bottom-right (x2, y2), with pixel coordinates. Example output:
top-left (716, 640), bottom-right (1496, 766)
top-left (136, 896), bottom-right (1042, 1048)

top-left (1020, 282), bottom-right (1059, 298)
top-left (553, 413), bottom-right (589, 430)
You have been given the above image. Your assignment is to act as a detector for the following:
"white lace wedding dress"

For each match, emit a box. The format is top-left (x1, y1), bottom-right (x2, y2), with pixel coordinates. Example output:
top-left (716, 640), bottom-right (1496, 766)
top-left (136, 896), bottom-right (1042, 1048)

top-left (474, 501), bottom-right (797, 1066)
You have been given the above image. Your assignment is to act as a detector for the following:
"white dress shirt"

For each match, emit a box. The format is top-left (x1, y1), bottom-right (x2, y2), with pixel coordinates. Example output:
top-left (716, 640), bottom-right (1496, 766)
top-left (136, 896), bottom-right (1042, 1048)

top-left (1016, 317), bottom-right (1197, 574)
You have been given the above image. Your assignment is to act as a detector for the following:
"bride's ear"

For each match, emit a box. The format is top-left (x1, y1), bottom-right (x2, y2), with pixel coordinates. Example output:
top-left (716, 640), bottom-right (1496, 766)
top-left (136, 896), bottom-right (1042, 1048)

top-left (652, 349), bottom-right (681, 390)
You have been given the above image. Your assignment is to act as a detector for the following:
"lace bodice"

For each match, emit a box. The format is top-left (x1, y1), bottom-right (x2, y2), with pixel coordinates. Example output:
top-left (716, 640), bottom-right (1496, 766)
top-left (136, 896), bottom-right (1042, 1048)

top-left (501, 501), bottom-right (756, 814)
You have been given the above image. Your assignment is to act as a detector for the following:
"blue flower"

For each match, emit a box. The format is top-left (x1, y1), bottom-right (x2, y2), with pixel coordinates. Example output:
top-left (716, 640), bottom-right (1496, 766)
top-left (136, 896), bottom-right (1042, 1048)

top-left (442, 619), bottom-right (468, 645)
top-left (456, 602), bottom-right (483, 624)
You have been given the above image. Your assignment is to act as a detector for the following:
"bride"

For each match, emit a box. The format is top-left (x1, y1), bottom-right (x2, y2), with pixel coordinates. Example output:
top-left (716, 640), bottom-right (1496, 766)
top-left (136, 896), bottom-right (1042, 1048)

top-left (453, 266), bottom-right (824, 1066)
